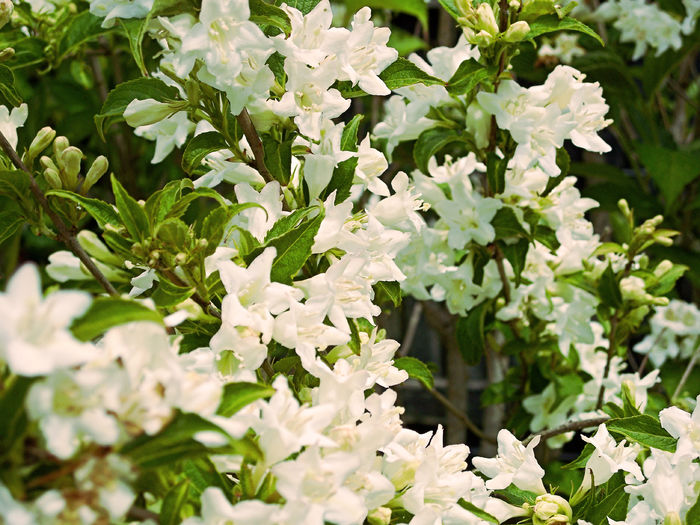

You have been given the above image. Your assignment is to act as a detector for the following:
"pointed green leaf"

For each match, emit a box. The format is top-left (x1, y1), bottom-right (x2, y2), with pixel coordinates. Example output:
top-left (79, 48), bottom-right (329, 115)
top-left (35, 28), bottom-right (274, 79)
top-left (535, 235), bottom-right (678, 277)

top-left (456, 301), bottom-right (489, 365)
top-left (47, 189), bottom-right (122, 230)
top-left (160, 480), bottom-right (190, 525)
top-left (70, 297), bottom-right (163, 341)
top-left (394, 356), bottom-right (434, 389)
top-left (111, 174), bottom-right (150, 240)
top-left (457, 499), bottom-right (499, 523)
top-left (525, 15), bottom-right (604, 46)
top-left (606, 415), bottom-right (677, 452)
top-left (216, 382), bottom-right (276, 417)
top-left (341, 114), bottom-right (364, 152)
top-left (413, 127), bottom-right (463, 174)
top-left (182, 131), bottom-right (230, 174)
top-left (446, 59), bottom-right (491, 96)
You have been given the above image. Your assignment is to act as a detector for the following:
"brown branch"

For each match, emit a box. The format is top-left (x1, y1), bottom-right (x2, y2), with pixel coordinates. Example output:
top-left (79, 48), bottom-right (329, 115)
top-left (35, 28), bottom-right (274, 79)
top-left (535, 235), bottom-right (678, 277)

top-left (126, 507), bottom-right (160, 523)
top-left (523, 416), bottom-right (610, 445)
top-left (0, 131), bottom-right (118, 296)
top-left (236, 108), bottom-right (272, 183)
top-left (425, 385), bottom-right (497, 444)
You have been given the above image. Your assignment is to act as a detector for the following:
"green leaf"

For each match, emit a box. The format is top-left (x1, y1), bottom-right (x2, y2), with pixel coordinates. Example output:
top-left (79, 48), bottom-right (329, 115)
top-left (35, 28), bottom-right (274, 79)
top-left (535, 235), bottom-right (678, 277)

top-left (597, 263), bottom-right (622, 309)
top-left (584, 481), bottom-right (628, 525)
top-left (687, 492), bottom-right (700, 525)
top-left (322, 157), bottom-right (358, 204)
top-left (95, 78), bottom-right (179, 140)
top-left (181, 131), bottom-right (230, 174)
top-left (263, 136), bottom-right (293, 184)
top-left (437, 0), bottom-right (460, 20)
top-left (491, 207), bottom-right (529, 239)
top-left (647, 263), bottom-right (687, 296)
top-left (341, 114), bottom-right (364, 152)
top-left (499, 238), bottom-right (529, 287)
top-left (563, 442), bottom-right (595, 470)
top-left (375, 281), bottom-right (402, 307)
top-left (144, 179), bottom-right (191, 228)
top-left (394, 356), bottom-right (434, 389)
top-left (70, 297), bottom-right (163, 341)
top-left (275, 0), bottom-right (320, 14)
top-left (0, 376), bottom-right (34, 452)
top-left (182, 458), bottom-right (230, 494)
top-left (264, 207), bottom-right (316, 242)
top-left (57, 11), bottom-right (112, 60)
top-left (456, 301), bottom-right (489, 365)
top-left (119, 19), bottom-right (149, 76)
top-left (216, 382), bottom-right (276, 417)
top-left (0, 209), bottom-right (24, 245)
top-left (413, 127), bottom-right (463, 174)
top-left (250, 0), bottom-right (292, 35)
top-left (0, 170), bottom-right (31, 201)
top-left (344, 0), bottom-right (428, 29)
top-left (164, 187), bottom-right (229, 220)
top-left (336, 57), bottom-right (444, 98)
top-left (160, 480), bottom-right (190, 525)
top-left (486, 151), bottom-right (507, 194)
top-left (152, 278), bottom-right (194, 308)
top-left (122, 413), bottom-right (262, 467)
top-left (457, 499), bottom-right (499, 523)
top-left (0, 65), bottom-right (22, 107)
top-left (606, 415), bottom-right (677, 452)
top-left (525, 15), bottom-right (604, 46)
top-left (111, 174), bottom-right (150, 241)
top-left (267, 212), bottom-right (324, 283)
top-left (637, 145), bottom-right (700, 210)
top-left (446, 59), bottom-right (491, 96)
top-left (493, 484), bottom-right (538, 506)
top-left (46, 189), bottom-right (122, 229)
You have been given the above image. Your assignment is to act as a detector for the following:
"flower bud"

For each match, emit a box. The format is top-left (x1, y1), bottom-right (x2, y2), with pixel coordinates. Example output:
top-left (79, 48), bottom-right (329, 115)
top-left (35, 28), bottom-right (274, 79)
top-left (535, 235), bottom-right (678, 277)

top-left (175, 252), bottom-right (187, 265)
top-left (617, 198), bottom-right (631, 218)
top-left (509, 0), bottom-right (521, 8)
top-left (504, 20), bottom-right (530, 42)
top-left (59, 146), bottom-right (83, 189)
top-left (53, 136), bottom-right (70, 159)
top-left (653, 259), bottom-right (673, 277)
top-left (43, 168), bottom-right (62, 189)
top-left (123, 98), bottom-right (176, 127)
top-left (620, 275), bottom-right (650, 303)
top-left (0, 0), bottom-right (13, 30)
top-left (26, 126), bottom-right (56, 163)
top-left (40, 155), bottom-right (58, 172)
top-left (532, 494), bottom-right (572, 525)
top-left (82, 155), bottom-right (109, 192)
top-left (78, 230), bottom-right (122, 266)
top-left (0, 47), bottom-right (14, 61)
top-left (476, 3), bottom-right (499, 35)
top-left (367, 507), bottom-right (392, 525)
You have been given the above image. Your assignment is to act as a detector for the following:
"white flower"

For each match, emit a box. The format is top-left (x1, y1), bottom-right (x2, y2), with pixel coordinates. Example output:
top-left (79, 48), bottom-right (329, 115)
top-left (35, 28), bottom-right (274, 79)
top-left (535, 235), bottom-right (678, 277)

top-left (472, 429), bottom-right (547, 495)
top-left (659, 396), bottom-right (700, 462)
top-left (133, 111), bottom-right (195, 164)
top-left (89, 0), bottom-right (153, 27)
top-left (0, 103), bottom-right (28, 149)
top-left (580, 424), bottom-right (644, 490)
top-left (0, 264), bottom-right (93, 377)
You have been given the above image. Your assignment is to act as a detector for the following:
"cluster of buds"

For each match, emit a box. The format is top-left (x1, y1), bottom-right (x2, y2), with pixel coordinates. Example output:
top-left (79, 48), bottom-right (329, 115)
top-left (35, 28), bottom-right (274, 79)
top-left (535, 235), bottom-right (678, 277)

top-left (455, 0), bottom-right (530, 47)
top-left (33, 130), bottom-right (108, 194)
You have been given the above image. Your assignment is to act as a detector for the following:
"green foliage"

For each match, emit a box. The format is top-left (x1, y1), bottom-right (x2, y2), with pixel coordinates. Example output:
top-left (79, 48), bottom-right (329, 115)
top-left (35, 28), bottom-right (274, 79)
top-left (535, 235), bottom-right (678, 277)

top-left (336, 57), bottom-right (444, 98)
top-left (606, 415), bottom-right (677, 452)
top-left (456, 301), bottom-right (489, 365)
top-left (394, 356), bottom-right (434, 389)
top-left (216, 382), bottom-right (276, 417)
top-left (457, 499), bottom-right (499, 523)
top-left (70, 297), bottom-right (164, 341)
top-left (525, 15), bottom-right (605, 46)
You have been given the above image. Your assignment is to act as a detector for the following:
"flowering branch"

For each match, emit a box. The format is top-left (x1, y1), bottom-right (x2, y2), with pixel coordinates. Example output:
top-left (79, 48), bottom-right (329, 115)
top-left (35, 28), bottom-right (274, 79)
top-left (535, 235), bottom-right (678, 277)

top-left (523, 416), bottom-right (610, 445)
top-left (0, 130), bottom-right (118, 296)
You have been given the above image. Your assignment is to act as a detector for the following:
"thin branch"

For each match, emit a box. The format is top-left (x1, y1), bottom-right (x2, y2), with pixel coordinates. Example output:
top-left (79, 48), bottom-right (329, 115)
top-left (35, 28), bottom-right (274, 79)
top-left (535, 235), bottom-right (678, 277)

top-left (672, 343), bottom-right (700, 400)
top-left (0, 131), bottom-right (118, 296)
top-left (126, 507), bottom-right (160, 523)
top-left (494, 245), bottom-right (511, 303)
top-left (523, 416), bottom-right (610, 445)
top-left (399, 301), bottom-right (423, 357)
top-left (425, 385), bottom-right (497, 444)
top-left (237, 108), bottom-right (273, 183)
top-left (596, 313), bottom-right (619, 409)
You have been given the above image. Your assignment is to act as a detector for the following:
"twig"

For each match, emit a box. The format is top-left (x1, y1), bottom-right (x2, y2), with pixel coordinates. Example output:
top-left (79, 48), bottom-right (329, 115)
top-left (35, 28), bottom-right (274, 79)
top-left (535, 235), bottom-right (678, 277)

top-left (523, 416), bottom-right (610, 445)
top-left (126, 507), bottom-right (160, 523)
top-left (672, 343), bottom-right (700, 400)
top-left (596, 313), bottom-right (619, 409)
top-left (0, 131), bottom-right (118, 296)
top-left (236, 108), bottom-right (273, 183)
top-left (399, 301), bottom-right (423, 356)
top-left (493, 245), bottom-right (511, 303)
top-left (425, 385), bottom-right (497, 444)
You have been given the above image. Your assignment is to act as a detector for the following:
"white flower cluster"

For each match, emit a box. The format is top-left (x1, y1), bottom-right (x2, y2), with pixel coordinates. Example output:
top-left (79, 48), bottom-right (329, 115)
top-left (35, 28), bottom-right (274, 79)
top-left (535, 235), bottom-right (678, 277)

top-left (594, 0), bottom-right (690, 60)
top-left (634, 299), bottom-right (700, 367)
top-left (477, 66), bottom-right (612, 176)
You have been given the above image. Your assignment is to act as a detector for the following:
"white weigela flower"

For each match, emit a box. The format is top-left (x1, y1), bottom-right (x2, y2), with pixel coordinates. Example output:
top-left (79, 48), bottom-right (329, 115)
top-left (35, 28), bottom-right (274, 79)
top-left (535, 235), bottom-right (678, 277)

top-left (0, 264), bottom-right (93, 377)
top-left (580, 424), bottom-right (644, 490)
top-left (0, 103), bottom-right (28, 150)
